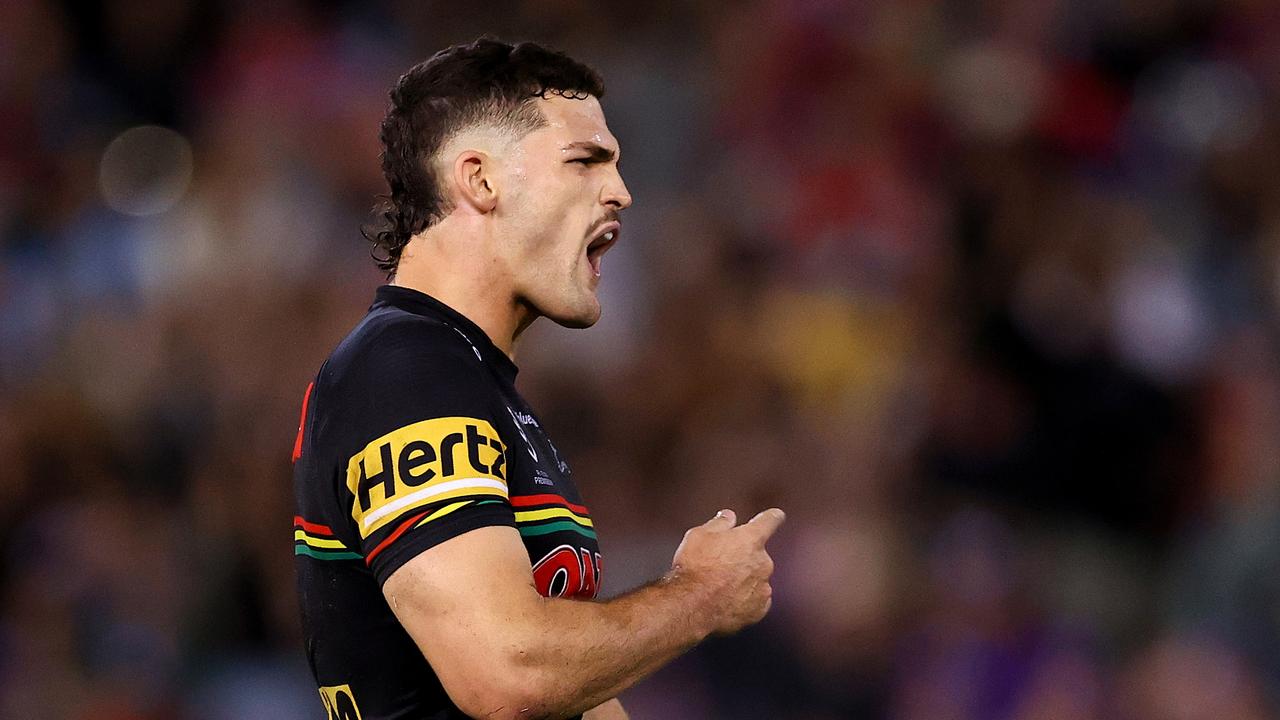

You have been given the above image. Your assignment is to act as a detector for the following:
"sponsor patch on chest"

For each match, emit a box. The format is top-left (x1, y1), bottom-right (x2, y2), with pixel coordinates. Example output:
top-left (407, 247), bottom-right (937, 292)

top-left (346, 417), bottom-right (508, 537)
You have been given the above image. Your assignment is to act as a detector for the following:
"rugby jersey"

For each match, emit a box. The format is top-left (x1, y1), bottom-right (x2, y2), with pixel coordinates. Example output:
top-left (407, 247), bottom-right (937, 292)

top-left (292, 285), bottom-right (600, 719)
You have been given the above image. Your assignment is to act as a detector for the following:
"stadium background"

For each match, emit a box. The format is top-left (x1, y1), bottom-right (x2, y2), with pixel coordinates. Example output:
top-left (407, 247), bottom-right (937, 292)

top-left (3, 1), bottom-right (1280, 718)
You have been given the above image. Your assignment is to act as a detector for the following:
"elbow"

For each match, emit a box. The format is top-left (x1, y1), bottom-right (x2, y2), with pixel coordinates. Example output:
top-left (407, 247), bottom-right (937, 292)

top-left (446, 658), bottom-right (555, 720)
top-left (452, 687), bottom-right (538, 720)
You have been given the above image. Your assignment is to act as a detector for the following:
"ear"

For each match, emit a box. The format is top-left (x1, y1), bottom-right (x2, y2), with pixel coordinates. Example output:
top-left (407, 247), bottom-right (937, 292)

top-left (450, 150), bottom-right (498, 214)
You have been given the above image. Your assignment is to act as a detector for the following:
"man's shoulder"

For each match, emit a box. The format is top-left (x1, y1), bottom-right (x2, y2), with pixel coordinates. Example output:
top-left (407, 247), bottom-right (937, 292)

top-left (321, 305), bottom-right (484, 391)
top-left (302, 300), bottom-right (510, 472)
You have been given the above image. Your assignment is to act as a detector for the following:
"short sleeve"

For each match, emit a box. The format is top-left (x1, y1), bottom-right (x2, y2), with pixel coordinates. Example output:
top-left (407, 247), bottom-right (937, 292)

top-left (339, 318), bottom-right (516, 584)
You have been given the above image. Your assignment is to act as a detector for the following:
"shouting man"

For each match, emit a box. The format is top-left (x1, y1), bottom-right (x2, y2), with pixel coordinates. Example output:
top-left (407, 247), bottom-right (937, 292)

top-left (291, 38), bottom-right (784, 720)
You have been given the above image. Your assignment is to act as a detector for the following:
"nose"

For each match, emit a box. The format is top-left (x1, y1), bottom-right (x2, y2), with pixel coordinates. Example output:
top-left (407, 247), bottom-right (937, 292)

top-left (602, 169), bottom-right (633, 211)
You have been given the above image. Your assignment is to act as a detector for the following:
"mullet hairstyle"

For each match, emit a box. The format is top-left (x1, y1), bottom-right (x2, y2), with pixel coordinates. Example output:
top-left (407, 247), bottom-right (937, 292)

top-left (363, 38), bottom-right (606, 277)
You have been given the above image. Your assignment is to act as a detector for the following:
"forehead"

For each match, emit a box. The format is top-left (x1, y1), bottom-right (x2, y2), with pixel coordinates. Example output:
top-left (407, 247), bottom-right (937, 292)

top-left (527, 95), bottom-right (619, 153)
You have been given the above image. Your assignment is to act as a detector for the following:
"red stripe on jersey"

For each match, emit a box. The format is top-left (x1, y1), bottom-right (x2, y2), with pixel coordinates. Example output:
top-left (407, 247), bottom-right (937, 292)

top-left (510, 494), bottom-right (589, 516)
top-left (365, 510), bottom-right (430, 566)
top-left (294, 515), bottom-right (334, 536)
top-left (292, 381), bottom-right (314, 464)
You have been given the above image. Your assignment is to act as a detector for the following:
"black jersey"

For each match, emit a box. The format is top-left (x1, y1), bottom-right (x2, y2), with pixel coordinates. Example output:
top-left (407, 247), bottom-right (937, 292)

top-left (292, 285), bottom-right (601, 720)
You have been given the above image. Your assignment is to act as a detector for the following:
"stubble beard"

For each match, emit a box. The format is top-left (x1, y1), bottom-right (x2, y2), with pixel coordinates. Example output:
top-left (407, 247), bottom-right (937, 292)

top-left (550, 263), bottom-right (601, 329)
top-left (514, 250), bottom-right (601, 330)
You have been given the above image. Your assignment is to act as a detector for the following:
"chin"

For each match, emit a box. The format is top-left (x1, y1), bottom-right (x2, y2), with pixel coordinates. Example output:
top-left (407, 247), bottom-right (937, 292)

top-left (551, 308), bottom-right (600, 329)
top-left (524, 281), bottom-right (603, 329)
top-left (545, 296), bottom-right (601, 329)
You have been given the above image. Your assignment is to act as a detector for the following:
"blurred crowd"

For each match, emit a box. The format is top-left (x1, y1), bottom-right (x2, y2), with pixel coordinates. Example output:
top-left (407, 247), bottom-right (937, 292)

top-left (3, 0), bottom-right (1280, 718)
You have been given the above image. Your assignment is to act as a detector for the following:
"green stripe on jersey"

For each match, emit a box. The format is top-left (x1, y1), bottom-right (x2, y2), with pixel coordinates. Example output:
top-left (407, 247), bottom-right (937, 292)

top-left (295, 544), bottom-right (363, 561)
top-left (517, 521), bottom-right (597, 540)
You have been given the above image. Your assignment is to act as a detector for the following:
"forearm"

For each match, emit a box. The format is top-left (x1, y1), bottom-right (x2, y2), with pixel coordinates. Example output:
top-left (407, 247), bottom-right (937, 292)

top-left (385, 513), bottom-right (783, 720)
top-left (506, 574), bottom-right (709, 718)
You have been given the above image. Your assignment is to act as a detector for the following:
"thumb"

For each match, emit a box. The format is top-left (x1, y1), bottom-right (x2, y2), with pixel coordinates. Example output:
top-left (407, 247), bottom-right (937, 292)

top-left (704, 508), bottom-right (737, 529)
top-left (745, 508), bottom-right (786, 542)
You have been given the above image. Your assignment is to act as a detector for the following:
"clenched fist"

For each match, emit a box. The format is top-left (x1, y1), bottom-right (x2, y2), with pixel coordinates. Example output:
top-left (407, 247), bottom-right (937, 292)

top-left (669, 508), bottom-right (785, 635)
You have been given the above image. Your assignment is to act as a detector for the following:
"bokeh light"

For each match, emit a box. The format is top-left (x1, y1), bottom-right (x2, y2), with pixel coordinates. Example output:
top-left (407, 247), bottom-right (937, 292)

top-left (98, 125), bottom-right (193, 216)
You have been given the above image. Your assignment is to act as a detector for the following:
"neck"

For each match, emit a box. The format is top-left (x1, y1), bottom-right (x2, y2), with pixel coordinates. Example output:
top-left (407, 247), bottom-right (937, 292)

top-left (390, 223), bottom-right (536, 360)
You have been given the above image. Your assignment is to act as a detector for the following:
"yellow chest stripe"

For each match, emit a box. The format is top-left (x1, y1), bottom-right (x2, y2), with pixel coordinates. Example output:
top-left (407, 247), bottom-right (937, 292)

top-left (514, 507), bottom-right (593, 527)
top-left (294, 530), bottom-right (347, 549)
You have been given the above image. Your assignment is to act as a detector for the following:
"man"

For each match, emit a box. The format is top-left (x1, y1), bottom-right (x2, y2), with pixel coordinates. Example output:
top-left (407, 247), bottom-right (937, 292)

top-left (292, 38), bottom-right (783, 720)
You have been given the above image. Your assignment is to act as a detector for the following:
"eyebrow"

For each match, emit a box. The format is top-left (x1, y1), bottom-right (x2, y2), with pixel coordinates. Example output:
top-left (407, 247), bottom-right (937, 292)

top-left (565, 141), bottom-right (619, 163)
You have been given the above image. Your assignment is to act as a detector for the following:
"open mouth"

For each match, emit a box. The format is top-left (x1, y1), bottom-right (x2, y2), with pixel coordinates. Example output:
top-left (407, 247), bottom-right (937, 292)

top-left (586, 221), bottom-right (620, 277)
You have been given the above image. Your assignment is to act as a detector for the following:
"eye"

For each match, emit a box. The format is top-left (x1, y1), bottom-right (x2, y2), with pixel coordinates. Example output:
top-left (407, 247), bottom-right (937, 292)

top-left (569, 157), bottom-right (593, 165)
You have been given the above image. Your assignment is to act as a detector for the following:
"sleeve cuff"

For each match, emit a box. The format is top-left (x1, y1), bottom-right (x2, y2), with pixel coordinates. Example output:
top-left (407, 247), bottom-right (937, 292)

top-left (369, 502), bottom-right (516, 586)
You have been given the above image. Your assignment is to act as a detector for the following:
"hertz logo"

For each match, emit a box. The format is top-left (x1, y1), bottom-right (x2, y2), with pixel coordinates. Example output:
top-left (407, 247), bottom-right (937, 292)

top-left (346, 417), bottom-right (508, 537)
top-left (318, 684), bottom-right (363, 720)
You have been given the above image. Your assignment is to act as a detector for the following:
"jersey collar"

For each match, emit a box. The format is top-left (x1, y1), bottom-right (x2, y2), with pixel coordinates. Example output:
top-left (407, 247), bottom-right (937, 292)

top-left (372, 284), bottom-right (519, 382)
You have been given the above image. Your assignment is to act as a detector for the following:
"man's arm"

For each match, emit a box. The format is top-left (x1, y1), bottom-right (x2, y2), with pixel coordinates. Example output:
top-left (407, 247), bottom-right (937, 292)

top-left (383, 508), bottom-right (783, 720)
top-left (583, 698), bottom-right (627, 720)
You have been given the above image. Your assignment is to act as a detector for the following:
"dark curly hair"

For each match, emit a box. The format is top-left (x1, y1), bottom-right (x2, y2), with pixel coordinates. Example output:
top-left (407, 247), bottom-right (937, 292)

top-left (363, 38), bottom-right (606, 277)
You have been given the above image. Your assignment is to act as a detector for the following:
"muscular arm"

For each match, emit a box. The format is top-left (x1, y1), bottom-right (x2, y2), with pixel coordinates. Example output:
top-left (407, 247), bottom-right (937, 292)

top-left (385, 526), bottom-right (704, 719)
top-left (383, 509), bottom-right (782, 720)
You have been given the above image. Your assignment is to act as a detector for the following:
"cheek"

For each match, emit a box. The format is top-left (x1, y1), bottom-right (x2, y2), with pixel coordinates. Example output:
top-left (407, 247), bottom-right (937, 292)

top-left (519, 210), bottom-right (577, 276)
top-left (507, 171), bottom-right (587, 271)
top-left (515, 175), bottom-right (566, 225)
top-left (534, 190), bottom-right (584, 255)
